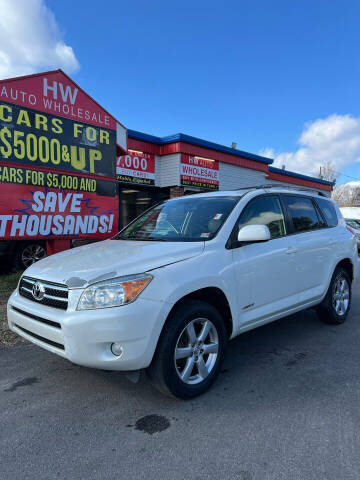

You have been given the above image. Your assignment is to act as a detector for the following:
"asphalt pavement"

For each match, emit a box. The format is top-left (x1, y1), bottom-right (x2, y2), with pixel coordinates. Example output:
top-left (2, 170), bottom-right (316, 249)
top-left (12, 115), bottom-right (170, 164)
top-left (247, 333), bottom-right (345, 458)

top-left (2, 284), bottom-right (360, 480)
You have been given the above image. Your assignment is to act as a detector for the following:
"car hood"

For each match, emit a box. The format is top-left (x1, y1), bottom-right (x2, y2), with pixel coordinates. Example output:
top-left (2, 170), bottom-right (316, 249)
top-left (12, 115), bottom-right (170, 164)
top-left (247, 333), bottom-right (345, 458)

top-left (24, 239), bottom-right (205, 288)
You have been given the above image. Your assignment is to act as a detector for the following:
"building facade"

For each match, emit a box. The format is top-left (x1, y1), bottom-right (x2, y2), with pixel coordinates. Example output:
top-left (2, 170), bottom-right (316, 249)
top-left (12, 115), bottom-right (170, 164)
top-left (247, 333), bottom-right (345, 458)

top-left (116, 129), bottom-right (333, 229)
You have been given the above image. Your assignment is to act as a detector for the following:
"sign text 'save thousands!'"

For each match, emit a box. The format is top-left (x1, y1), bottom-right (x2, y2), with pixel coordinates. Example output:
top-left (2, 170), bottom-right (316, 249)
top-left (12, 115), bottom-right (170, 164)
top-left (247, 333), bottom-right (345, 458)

top-left (0, 71), bottom-right (119, 240)
top-left (180, 155), bottom-right (219, 190)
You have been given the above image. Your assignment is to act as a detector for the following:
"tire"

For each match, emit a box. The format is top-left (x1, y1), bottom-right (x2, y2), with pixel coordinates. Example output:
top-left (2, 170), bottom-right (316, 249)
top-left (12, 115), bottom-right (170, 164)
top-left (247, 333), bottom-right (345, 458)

top-left (147, 299), bottom-right (227, 399)
top-left (14, 242), bottom-right (47, 270)
top-left (316, 267), bottom-right (352, 325)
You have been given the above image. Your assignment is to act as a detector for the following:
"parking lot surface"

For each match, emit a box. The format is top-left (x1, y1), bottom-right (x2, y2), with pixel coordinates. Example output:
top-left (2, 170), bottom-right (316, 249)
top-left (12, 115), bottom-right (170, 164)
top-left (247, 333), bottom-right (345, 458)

top-left (2, 284), bottom-right (360, 480)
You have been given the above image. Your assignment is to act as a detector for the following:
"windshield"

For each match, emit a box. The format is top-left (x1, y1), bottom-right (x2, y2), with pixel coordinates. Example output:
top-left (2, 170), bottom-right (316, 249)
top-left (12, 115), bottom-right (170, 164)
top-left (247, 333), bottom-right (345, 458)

top-left (114, 195), bottom-right (240, 242)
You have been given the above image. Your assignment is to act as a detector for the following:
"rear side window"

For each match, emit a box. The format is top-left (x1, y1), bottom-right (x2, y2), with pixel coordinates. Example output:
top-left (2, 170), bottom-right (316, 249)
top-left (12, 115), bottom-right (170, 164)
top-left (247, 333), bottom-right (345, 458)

top-left (283, 195), bottom-right (320, 233)
top-left (237, 195), bottom-right (286, 239)
top-left (316, 198), bottom-right (338, 227)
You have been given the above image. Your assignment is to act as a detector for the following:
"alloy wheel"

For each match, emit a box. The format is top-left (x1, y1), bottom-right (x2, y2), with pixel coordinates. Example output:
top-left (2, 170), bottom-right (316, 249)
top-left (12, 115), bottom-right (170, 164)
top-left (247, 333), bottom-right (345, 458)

top-left (332, 275), bottom-right (350, 316)
top-left (21, 244), bottom-right (46, 268)
top-left (174, 318), bottom-right (219, 385)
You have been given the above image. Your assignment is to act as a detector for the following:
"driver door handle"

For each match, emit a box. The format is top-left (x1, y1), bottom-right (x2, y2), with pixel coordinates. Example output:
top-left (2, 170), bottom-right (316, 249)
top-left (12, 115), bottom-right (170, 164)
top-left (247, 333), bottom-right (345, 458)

top-left (286, 247), bottom-right (298, 254)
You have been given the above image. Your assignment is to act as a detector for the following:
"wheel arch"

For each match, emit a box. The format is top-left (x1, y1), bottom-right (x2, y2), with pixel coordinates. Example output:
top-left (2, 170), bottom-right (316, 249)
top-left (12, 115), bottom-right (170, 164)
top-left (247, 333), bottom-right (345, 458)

top-left (163, 287), bottom-right (233, 340)
top-left (336, 258), bottom-right (354, 282)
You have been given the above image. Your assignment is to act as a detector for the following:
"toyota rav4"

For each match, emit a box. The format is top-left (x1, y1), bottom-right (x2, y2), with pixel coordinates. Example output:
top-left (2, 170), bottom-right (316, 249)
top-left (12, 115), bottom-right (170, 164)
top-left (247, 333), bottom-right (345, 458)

top-left (7, 186), bottom-right (359, 398)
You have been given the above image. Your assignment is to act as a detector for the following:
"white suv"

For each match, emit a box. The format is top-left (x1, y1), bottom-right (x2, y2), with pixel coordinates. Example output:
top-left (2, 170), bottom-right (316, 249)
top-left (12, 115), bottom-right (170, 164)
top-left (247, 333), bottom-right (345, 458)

top-left (7, 187), bottom-right (359, 398)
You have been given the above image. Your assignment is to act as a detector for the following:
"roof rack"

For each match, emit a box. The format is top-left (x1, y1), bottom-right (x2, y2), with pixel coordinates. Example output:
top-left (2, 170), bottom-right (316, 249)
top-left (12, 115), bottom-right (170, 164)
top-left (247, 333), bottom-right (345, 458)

top-left (234, 186), bottom-right (261, 190)
top-left (255, 184), bottom-right (328, 197)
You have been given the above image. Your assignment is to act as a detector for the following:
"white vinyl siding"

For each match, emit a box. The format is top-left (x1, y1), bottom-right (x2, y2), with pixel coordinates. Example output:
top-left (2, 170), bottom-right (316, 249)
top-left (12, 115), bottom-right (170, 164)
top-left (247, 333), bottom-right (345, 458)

top-left (155, 153), bottom-right (181, 187)
top-left (219, 162), bottom-right (267, 190)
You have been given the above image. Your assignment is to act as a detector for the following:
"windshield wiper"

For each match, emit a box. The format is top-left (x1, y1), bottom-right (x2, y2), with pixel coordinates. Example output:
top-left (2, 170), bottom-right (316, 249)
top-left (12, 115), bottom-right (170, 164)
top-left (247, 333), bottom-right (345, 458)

top-left (116, 236), bottom-right (168, 241)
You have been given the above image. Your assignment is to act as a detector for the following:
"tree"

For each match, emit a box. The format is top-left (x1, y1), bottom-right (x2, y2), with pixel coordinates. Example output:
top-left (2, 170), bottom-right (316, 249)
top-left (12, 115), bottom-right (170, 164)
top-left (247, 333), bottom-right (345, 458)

top-left (332, 182), bottom-right (360, 206)
top-left (318, 162), bottom-right (337, 183)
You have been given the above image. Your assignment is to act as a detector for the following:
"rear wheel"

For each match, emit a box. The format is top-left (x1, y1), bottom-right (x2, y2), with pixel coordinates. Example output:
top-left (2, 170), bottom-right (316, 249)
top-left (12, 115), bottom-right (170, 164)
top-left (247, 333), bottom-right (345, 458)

top-left (148, 299), bottom-right (227, 399)
top-left (14, 242), bottom-right (46, 270)
top-left (317, 267), bottom-right (351, 325)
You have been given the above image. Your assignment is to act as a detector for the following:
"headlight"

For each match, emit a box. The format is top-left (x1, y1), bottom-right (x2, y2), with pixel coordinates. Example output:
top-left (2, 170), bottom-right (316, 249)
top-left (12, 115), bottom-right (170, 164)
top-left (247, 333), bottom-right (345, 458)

top-left (77, 273), bottom-right (153, 310)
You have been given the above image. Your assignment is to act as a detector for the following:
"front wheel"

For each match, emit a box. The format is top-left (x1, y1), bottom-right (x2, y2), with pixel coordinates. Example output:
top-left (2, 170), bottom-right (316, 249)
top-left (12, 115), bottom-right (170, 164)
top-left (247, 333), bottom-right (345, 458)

top-left (147, 300), bottom-right (227, 399)
top-left (316, 267), bottom-right (352, 325)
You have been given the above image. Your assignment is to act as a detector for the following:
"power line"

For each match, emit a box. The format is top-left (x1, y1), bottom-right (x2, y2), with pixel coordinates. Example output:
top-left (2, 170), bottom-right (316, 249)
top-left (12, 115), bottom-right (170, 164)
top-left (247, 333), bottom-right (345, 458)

top-left (318, 169), bottom-right (360, 184)
top-left (335, 171), bottom-right (360, 182)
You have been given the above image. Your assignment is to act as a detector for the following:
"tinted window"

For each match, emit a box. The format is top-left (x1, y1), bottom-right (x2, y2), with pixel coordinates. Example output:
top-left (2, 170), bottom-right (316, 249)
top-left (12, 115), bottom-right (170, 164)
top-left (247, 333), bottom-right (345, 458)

top-left (238, 195), bottom-right (286, 239)
top-left (316, 198), bottom-right (338, 227)
top-left (283, 195), bottom-right (320, 233)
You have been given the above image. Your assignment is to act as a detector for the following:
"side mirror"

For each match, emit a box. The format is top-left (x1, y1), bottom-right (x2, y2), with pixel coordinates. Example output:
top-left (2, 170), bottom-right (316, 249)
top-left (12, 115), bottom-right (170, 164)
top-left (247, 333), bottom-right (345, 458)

top-left (237, 224), bottom-right (271, 243)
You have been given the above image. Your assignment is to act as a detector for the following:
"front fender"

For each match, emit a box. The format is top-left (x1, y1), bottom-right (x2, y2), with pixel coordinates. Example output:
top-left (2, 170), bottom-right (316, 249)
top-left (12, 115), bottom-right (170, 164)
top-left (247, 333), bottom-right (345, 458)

top-left (148, 251), bottom-right (239, 335)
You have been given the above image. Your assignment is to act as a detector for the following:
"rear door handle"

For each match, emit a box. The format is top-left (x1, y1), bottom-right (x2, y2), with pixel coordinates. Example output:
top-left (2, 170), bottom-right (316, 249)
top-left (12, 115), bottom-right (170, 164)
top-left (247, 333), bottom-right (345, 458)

top-left (329, 239), bottom-right (338, 246)
top-left (286, 247), bottom-right (298, 254)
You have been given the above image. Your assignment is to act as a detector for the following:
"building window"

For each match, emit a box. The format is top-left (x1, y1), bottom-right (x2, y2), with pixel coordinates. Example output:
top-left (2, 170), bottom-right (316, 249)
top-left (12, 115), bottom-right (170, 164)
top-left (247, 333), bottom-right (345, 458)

top-left (118, 186), bottom-right (170, 229)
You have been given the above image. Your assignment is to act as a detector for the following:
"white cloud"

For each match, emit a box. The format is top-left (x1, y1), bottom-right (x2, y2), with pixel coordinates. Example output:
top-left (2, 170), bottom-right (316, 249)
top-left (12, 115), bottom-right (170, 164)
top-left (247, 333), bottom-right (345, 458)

top-left (259, 114), bottom-right (360, 177)
top-left (0, 0), bottom-right (80, 79)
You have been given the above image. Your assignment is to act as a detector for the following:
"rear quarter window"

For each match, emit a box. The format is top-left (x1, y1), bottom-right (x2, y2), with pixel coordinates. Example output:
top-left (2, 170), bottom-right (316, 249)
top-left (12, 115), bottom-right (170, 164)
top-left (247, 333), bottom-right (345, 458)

top-left (315, 198), bottom-right (338, 227)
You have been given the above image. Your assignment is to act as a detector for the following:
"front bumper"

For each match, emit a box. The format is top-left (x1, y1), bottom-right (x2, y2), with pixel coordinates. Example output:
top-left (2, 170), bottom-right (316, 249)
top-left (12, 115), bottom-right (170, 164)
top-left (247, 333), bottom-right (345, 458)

top-left (7, 289), bottom-right (168, 371)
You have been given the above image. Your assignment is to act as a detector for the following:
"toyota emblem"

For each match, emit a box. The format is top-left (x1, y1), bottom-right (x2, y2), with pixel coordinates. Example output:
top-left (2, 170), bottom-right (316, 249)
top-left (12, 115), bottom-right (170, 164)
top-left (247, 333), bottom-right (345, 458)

top-left (32, 281), bottom-right (45, 301)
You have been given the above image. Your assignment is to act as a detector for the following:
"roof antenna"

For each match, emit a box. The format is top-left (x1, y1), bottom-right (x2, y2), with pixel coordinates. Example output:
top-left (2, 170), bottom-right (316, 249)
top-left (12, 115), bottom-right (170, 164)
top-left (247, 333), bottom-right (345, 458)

top-left (231, 142), bottom-right (237, 149)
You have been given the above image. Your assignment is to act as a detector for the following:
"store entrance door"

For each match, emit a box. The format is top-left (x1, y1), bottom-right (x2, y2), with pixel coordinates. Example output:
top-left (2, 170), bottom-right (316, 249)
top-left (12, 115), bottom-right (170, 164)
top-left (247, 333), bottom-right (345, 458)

top-left (118, 185), bottom-right (170, 229)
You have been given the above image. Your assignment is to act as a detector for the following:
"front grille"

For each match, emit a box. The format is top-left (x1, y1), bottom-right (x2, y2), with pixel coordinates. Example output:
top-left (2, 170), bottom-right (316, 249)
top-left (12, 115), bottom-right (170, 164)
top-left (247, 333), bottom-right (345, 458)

top-left (19, 276), bottom-right (68, 310)
top-left (14, 324), bottom-right (65, 350)
top-left (12, 306), bottom-right (61, 329)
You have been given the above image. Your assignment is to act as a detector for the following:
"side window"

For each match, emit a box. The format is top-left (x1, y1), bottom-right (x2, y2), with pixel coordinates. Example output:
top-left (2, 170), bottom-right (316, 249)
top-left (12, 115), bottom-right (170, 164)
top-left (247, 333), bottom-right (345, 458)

top-left (315, 198), bottom-right (338, 227)
top-left (283, 195), bottom-right (320, 233)
top-left (237, 195), bottom-right (286, 239)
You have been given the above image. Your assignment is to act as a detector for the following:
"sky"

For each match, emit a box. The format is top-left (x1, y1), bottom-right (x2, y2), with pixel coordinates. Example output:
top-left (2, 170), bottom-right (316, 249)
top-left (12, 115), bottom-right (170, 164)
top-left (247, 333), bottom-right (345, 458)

top-left (0, 0), bottom-right (360, 185)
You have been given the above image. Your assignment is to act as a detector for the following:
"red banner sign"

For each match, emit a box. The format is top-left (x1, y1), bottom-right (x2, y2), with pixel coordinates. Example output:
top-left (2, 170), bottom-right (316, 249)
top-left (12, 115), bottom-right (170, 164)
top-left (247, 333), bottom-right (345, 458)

top-left (116, 150), bottom-right (155, 186)
top-left (0, 176), bottom-right (118, 240)
top-left (180, 155), bottom-right (219, 189)
top-left (0, 70), bottom-right (120, 241)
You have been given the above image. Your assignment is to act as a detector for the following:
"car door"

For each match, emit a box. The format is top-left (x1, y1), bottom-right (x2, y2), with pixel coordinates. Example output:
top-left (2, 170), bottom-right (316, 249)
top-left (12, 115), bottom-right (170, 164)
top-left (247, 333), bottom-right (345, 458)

top-left (230, 194), bottom-right (299, 328)
top-left (281, 194), bottom-right (331, 303)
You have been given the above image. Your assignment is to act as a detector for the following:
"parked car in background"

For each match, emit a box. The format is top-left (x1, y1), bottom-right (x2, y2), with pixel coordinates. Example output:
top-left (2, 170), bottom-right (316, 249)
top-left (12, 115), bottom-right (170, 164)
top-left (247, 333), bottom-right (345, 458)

top-left (7, 186), bottom-right (359, 398)
top-left (338, 207), bottom-right (360, 251)
top-left (0, 240), bottom-right (46, 271)
top-left (342, 219), bottom-right (360, 251)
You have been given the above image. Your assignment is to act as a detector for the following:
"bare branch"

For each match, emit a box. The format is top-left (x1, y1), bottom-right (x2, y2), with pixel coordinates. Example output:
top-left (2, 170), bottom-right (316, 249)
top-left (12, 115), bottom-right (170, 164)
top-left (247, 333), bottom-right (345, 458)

top-left (318, 161), bottom-right (337, 182)
top-left (332, 182), bottom-right (360, 207)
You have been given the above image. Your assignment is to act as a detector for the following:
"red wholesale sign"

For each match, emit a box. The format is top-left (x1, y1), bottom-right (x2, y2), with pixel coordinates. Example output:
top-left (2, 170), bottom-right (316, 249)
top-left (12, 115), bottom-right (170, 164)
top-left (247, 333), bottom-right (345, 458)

top-left (180, 155), bottom-right (219, 190)
top-left (116, 150), bottom-right (155, 186)
top-left (0, 70), bottom-right (117, 129)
